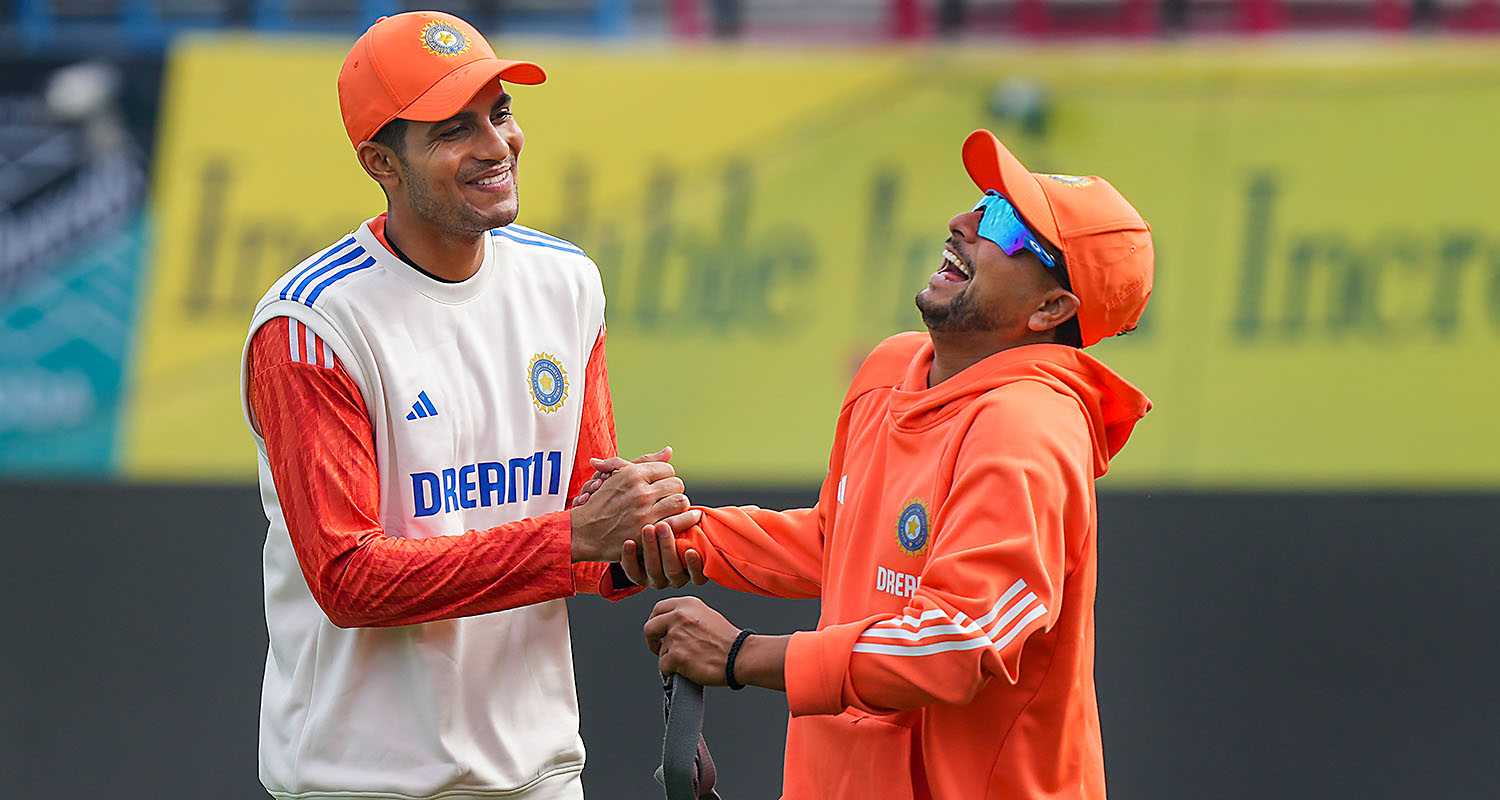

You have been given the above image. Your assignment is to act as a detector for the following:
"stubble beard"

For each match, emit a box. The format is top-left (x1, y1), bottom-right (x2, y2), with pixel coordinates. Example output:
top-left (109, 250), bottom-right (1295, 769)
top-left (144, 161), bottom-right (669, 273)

top-left (402, 160), bottom-right (518, 236)
top-left (915, 285), bottom-right (1000, 334)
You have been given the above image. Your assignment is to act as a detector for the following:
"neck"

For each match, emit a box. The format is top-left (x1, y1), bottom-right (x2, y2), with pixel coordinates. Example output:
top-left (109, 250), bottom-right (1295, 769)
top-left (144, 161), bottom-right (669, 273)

top-left (926, 329), bottom-right (1054, 387)
top-left (384, 204), bottom-right (487, 282)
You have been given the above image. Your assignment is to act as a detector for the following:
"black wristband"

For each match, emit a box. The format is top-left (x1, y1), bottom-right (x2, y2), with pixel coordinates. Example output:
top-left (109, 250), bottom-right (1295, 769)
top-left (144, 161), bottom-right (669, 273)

top-left (725, 628), bottom-right (756, 691)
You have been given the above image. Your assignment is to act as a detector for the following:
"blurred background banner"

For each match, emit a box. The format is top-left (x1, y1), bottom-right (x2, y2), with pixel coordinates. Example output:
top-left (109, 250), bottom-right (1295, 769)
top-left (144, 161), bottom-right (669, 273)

top-left (122, 38), bottom-right (1500, 487)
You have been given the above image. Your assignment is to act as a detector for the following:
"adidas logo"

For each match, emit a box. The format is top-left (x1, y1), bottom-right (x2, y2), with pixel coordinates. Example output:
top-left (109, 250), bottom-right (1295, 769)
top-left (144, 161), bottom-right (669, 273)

top-left (405, 391), bottom-right (439, 421)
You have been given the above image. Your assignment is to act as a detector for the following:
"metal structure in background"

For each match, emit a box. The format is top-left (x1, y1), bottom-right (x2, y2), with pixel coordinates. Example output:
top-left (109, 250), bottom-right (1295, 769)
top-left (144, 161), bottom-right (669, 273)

top-left (4, 0), bottom-right (633, 51)
top-left (2, 0), bottom-right (1498, 52)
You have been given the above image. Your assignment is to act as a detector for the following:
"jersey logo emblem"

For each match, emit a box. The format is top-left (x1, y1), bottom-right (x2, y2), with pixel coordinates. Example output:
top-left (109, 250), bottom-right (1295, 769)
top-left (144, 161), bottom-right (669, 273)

top-left (405, 390), bottom-right (438, 421)
top-left (528, 353), bottom-right (569, 414)
top-left (419, 21), bottom-right (470, 57)
top-left (896, 498), bottom-right (930, 555)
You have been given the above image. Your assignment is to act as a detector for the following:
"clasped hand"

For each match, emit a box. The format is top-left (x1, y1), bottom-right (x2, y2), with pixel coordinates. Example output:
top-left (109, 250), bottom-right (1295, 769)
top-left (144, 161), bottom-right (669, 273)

top-left (570, 447), bottom-right (708, 588)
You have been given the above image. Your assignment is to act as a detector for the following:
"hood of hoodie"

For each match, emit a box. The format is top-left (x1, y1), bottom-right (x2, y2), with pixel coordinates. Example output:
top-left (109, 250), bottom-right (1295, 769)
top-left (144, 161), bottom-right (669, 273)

top-left (887, 340), bottom-right (1151, 478)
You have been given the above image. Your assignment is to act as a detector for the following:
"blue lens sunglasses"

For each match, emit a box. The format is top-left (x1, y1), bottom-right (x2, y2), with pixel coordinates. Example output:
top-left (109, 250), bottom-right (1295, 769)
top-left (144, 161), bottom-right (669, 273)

top-left (974, 190), bottom-right (1057, 269)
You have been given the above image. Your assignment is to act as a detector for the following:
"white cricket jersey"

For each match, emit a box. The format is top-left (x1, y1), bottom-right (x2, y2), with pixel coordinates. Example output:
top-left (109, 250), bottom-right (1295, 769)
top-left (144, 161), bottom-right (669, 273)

top-left (239, 219), bottom-right (605, 800)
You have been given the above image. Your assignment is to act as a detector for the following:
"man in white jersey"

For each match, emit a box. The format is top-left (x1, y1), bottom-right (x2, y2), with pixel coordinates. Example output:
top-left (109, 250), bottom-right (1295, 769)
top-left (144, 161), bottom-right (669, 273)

top-left (239, 11), bottom-right (704, 799)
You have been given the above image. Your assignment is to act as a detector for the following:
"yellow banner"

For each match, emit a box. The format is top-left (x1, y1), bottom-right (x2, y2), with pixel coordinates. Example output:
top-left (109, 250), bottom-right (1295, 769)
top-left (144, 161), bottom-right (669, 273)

top-left (123, 39), bottom-right (1500, 487)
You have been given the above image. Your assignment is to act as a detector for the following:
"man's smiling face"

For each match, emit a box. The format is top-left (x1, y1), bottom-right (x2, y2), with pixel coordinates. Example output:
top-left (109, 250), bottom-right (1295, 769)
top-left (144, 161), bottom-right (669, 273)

top-left (916, 205), bottom-right (1068, 337)
top-left (393, 82), bottom-right (524, 235)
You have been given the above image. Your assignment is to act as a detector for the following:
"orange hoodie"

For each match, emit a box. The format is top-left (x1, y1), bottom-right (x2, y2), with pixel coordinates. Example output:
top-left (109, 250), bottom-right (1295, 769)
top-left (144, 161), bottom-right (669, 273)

top-left (681, 332), bottom-right (1151, 799)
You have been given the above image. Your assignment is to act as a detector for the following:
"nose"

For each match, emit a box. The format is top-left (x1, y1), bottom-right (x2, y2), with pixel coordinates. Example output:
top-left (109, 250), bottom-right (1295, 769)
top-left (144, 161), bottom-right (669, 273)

top-left (474, 118), bottom-right (515, 162)
top-left (949, 209), bottom-right (983, 243)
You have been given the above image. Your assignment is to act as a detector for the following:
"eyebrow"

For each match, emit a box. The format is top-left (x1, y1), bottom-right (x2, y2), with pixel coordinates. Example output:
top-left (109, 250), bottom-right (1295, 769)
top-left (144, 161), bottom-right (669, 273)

top-left (430, 92), bottom-right (513, 132)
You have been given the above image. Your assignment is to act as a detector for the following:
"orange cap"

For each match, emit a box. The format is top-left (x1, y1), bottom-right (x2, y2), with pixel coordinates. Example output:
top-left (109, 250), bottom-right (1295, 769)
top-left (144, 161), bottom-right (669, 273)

top-left (961, 130), bottom-right (1154, 348)
top-left (338, 11), bottom-right (546, 150)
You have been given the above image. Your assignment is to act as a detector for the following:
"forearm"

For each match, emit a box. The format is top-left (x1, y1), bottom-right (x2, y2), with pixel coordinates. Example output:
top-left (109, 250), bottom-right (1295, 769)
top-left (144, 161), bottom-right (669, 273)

top-left (733, 634), bottom-right (790, 692)
top-left (685, 506), bottom-right (823, 599)
top-left (306, 510), bottom-right (577, 628)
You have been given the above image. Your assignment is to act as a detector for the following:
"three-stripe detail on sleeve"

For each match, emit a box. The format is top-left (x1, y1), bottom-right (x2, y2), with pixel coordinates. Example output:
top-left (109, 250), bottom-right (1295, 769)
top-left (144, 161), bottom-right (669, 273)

top-left (286, 318), bottom-right (337, 369)
top-left (851, 579), bottom-right (1048, 658)
top-left (490, 224), bottom-right (586, 256)
top-left (278, 236), bottom-right (377, 306)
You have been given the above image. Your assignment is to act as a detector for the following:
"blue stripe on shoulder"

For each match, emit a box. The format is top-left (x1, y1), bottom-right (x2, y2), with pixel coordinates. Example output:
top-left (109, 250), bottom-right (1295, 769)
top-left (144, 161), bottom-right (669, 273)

top-left (303, 255), bottom-right (377, 306)
top-left (287, 245), bottom-right (367, 302)
top-left (281, 237), bottom-right (357, 300)
top-left (492, 228), bottom-right (586, 256)
top-left (505, 224), bottom-right (576, 248)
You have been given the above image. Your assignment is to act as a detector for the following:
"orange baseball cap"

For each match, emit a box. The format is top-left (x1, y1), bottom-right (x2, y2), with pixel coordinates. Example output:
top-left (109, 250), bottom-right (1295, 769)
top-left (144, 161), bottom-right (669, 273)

top-left (961, 129), bottom-right (1154, 348)
top-left (337, 11), bottom-right (546, 150)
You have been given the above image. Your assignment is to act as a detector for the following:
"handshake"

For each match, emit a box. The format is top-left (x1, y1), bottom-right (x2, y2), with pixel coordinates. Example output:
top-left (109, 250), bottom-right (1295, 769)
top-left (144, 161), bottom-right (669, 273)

top-left (568, 447), bottom-right (707, 588)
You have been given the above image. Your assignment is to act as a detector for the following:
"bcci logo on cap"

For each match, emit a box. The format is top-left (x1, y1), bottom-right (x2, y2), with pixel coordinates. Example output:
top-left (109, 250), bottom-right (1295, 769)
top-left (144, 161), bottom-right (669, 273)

top-left (896, 499), bottom-right (930, 556)
top-left (419, 20), bottom-right (469, 57)
top-left (528, 353), bottom-right (569, 414)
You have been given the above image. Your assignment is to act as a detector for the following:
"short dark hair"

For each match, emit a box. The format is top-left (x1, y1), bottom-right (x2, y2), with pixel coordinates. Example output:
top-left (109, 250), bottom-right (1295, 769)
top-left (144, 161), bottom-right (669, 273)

top-left (371, 118), bottom-right (409, 158)
top-left (1041, 245), bottom-right (1083, 348)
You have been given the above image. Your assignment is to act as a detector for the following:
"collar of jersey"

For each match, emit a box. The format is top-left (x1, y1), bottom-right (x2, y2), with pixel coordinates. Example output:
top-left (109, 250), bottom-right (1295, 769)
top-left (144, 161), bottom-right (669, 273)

top-left (357, 219), bottom-right (496, 305)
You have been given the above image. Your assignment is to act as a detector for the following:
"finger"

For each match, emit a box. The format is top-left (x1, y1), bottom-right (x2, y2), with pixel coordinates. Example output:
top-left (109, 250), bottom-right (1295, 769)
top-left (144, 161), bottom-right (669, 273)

top-left (657, 523), bottom-right (689, 587)
top-left (650, 597), bottom-right (690, 618)
top-left (685, 548), bottom-right (708, 585)
top-left (634, 446), bottom-right (673, 464)
top-left (620, 540), bottom-right (645, 586)
top-left (589, 456), bottom-right (631, 474)
top-left (631, 461), bottom-right (676, 482)
top-left (639, 527), bottom-right (666, 589)
top-left (643, 476), bottom-right (686, 504)
top-left (661, 508), bottom-right (703, 534)
top-left (643, 609), bottom-right (675, 651)
top-left (649, 493), bottom-right (692, 521)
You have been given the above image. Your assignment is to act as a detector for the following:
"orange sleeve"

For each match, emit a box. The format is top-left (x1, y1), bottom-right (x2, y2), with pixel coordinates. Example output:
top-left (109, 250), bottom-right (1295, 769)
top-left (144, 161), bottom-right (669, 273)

top-left (566, 326), bottom-right (641, 601)
top-left (248, 317), bottom-right (579, 628)
top-left (783, 384), bottom-right (1091, 717)
top-left (681, 505), bottom-right (824, 599)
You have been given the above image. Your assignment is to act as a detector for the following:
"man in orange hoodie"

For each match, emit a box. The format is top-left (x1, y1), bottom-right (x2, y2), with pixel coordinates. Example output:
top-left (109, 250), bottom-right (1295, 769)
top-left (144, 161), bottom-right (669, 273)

top-left (622, 130), bottom-right (1153, 798)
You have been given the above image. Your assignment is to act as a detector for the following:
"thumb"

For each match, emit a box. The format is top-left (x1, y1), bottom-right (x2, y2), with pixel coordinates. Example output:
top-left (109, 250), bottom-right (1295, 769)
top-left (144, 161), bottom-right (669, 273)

top-left (636, 446), bottom-right (673, 464)
top-left (589, 456), bottom-right (631, 473)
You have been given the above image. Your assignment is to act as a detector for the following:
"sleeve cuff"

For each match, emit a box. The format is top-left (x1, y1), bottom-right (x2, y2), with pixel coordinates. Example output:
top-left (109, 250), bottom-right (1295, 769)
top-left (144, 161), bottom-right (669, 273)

top-left (785, 621), bottom-right (867, 717)
top-left (677, 521), bottom-right (732, 586)
top-left (598, 562), bottom-right (644, 601)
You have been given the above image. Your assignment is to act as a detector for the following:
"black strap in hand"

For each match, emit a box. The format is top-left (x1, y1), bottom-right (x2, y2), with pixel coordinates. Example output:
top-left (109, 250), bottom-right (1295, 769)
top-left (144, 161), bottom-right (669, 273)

top-left (659, 673), bottom-right (721, 800)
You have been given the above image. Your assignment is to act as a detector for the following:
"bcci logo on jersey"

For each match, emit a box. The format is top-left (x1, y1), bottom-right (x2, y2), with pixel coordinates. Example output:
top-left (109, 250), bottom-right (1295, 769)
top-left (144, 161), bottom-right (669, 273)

top-left (896, 498), bottom-right (930, 555)
top-left (528, 353), bottom-right (568, 414)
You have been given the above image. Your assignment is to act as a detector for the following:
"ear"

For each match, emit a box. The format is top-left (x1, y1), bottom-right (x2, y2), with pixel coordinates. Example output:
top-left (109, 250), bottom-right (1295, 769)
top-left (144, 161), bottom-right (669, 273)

top-left (1026, 288), bottom-right (1081, 335)
top-left (355, 141), bottom-right (403, 194)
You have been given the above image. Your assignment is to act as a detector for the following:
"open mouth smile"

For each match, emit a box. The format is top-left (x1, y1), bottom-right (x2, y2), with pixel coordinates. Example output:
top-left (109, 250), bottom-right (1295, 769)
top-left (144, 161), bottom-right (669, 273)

top-left (932, 246), bottom-right (972, 285)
